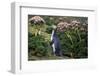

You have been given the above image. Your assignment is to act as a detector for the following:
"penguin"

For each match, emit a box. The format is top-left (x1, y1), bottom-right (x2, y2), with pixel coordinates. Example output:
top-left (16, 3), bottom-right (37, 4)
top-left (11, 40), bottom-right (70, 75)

top-left (51, 26), bottom-right (62, 56)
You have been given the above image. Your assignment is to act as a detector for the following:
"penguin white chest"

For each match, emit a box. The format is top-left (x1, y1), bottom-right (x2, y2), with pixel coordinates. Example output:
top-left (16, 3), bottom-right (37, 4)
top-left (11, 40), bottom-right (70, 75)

top-left (51, 30), bottom-right (56, 53)
top-left (52, 44), bottom-right (56, 53)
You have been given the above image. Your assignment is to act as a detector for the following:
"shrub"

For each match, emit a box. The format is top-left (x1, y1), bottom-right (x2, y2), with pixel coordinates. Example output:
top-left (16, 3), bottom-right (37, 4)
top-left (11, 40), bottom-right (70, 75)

top-left (57, 25), bottom-right (88, 58)
top-left (28, 32), bottom-right (52, 57)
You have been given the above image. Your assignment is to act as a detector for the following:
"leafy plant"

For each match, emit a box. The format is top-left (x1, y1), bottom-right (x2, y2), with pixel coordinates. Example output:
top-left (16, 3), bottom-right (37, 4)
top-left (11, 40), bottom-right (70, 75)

top-left (57, 25), bottom-right (88, 58)
top-left (28, 32), bottom-right (52, 58)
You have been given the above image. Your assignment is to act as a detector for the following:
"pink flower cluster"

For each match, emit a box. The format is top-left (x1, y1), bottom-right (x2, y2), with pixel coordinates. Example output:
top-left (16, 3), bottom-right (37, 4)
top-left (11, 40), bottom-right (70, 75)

top-left (57, 20), bottom-right (80, 32)
top-left (29, 16), bottom-right (45, 25)
top-left (57, 22), bottom-right (71, 32)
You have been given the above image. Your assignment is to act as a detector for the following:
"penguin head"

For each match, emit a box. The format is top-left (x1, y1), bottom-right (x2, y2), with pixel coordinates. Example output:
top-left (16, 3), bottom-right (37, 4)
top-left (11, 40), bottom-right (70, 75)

top-left (52, 25), bottom-right (57, 30)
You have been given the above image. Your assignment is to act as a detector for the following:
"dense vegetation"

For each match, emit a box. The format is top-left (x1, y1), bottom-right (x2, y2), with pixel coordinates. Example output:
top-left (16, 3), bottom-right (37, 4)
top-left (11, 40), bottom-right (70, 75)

top-left (28, 15), bottom-right (88, 60)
